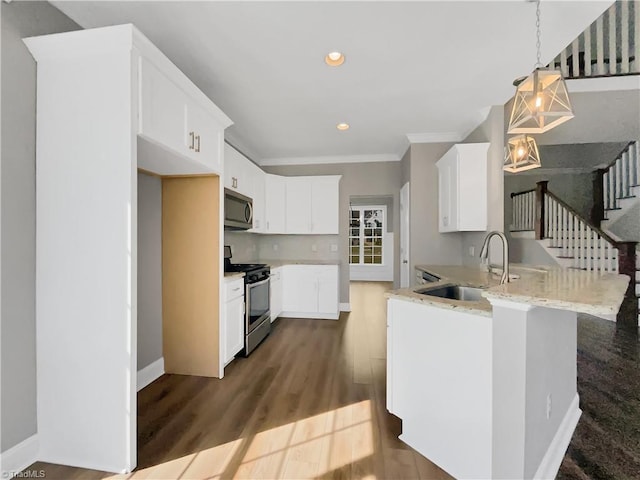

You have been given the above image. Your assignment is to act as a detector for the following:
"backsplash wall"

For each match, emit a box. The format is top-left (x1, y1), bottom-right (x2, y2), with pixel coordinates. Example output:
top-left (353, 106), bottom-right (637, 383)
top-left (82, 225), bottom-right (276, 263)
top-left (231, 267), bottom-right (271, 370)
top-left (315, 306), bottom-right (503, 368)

top-left (224, 231), bottom-right (259, 263)
top-left (224, 232), bottom-right (340, 263)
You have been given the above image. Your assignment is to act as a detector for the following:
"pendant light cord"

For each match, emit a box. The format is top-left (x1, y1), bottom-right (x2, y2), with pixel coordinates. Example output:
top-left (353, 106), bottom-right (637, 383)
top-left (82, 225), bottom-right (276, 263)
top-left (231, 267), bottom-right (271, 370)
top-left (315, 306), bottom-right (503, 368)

top-left (535, 0), bottom-right (543, 68)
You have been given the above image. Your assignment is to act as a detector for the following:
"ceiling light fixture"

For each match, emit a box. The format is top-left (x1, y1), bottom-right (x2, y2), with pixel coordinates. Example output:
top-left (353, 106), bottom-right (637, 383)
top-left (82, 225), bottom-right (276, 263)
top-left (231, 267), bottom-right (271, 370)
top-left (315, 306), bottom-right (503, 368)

top-left (325, 51), bottom-right (345, 67)
top-left (507, 0), bottom-right (574, 134)
top-left (504, 134), bottom-right (541, 173)
top-left (336, 123), bottom-right (350, 131)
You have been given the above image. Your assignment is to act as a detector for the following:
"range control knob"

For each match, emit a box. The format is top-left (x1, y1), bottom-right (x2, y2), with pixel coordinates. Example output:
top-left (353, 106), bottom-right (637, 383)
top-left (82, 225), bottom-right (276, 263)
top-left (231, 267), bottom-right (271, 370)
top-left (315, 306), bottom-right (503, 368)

top-left (250, 275), bottom-right (258, 282)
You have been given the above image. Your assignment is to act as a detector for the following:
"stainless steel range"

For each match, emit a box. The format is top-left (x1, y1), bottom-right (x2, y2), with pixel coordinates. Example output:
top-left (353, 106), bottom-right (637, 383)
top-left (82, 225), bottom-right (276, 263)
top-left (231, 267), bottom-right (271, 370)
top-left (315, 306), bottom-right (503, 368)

top-left (224, 246), bottom-right (271, 355)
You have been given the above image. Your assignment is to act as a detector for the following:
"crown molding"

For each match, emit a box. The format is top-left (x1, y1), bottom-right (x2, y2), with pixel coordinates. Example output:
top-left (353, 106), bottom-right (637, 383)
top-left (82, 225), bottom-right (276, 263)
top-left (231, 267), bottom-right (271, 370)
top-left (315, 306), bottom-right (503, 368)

top-left (406, 132), bottom-right (463, 144)
top-left (567, 75), bottom-right (640, 93)
top-left (257, 153), bottom-right (400, 167)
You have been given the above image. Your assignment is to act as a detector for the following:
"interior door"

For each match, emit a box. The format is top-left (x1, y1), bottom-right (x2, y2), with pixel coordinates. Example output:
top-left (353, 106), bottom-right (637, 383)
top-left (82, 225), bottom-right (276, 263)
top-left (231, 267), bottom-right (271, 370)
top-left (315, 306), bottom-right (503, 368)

top-left (400, 182), bottom-right (411, 288)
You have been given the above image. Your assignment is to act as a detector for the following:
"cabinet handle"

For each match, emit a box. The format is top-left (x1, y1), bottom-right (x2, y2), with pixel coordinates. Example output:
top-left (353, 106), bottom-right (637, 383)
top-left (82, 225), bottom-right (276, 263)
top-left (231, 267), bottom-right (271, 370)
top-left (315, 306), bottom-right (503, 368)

top-left (232, 177), bottom-right (238, 189)
top-left (232, 287), bottom-right (241, 292)
top-left (189, 131), bottom-right (195, 150)
top-left (195, 134), bottom-right (201, 153)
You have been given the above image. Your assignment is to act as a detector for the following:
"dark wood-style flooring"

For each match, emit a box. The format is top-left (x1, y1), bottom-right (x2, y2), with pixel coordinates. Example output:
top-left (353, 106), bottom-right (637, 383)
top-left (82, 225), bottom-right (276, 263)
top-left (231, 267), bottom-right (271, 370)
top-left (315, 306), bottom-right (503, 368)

top-left (23, 282), bottom-right (640, 479)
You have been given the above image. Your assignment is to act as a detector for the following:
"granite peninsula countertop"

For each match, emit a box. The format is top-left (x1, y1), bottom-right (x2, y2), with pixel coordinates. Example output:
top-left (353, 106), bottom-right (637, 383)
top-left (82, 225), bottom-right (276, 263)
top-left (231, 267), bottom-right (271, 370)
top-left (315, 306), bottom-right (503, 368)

top-left (387, 264), bottom-right (630, 318)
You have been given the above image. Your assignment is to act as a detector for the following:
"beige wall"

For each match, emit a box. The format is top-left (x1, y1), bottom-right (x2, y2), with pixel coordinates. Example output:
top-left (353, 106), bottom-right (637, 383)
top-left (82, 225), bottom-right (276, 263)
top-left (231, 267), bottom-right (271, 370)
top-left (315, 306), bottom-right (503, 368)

top-left (262, 161), bottom-right (402, 304)
top-left (1, 1), bottom-right (80, 452)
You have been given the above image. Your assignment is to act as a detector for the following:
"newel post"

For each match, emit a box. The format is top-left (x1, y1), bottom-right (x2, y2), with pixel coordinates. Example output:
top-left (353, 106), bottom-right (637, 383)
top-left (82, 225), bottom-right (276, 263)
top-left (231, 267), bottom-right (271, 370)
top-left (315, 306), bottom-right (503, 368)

top-left (535, 181), bottom-right (548, 240)
top-left (616, 241), bottom-right (638, 327)
top-left (591, 169), bottom-right (606, 226)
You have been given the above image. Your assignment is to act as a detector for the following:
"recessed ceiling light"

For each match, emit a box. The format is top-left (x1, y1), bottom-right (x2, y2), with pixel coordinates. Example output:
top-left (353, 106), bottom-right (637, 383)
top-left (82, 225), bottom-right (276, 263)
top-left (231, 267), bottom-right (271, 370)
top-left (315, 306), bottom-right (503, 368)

top-left (325, 51), bottom-right (345, 67)
top-left (336, 123), bottom-right (350, 131)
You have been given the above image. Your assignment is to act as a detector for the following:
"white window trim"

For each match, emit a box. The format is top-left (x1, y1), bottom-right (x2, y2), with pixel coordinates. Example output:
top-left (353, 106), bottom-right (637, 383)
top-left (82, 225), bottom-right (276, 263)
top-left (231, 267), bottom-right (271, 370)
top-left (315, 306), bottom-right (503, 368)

top-left (349, 204), bottom-right (387, 267)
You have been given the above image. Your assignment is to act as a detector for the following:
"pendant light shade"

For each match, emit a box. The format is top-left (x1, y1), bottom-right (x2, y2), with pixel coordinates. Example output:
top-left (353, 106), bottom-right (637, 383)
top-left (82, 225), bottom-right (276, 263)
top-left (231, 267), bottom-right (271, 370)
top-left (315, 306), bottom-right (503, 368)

top-left (507, 68), bottom-right (574, 134)
top-left (504, 134), bottom-right (541, 173)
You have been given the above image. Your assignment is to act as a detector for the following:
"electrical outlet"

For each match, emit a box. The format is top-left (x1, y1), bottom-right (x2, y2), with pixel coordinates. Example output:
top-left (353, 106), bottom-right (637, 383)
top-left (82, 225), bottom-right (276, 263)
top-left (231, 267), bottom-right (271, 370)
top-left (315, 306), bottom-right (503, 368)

top-left (469, 246), bottom-right (475, 257)
top-left (330, 244), bottom-right (338, 252)
top-left (546, 393), bottom-right (552, 419)
top-left (273, 244), bottom-right (278, 251)
top-left (311, 244), bottom-right (318, 252)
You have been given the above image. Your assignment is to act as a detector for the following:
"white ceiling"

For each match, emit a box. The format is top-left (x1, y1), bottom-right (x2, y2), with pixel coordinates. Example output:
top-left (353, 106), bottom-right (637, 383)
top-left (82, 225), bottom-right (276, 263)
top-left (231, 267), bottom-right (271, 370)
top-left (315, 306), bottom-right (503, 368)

top-left (52, 1), bottom-right (612, 165)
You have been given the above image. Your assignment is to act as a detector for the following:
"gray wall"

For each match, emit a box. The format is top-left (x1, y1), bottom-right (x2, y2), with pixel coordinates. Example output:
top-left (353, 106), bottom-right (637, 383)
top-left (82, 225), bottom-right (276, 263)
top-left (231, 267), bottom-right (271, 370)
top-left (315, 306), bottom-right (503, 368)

top-left (461, 105), bottom-right (505, 267)
top-left (224, 231), bottom-right (260, 263)
top-left (606, 202), bottom-right (640, 243)
top-left (1, 1), bottom-right (80, 452)
top-left (263, 161), bottom-right (402, 304)
top-left (408, 143), bottom-right (463, 272)
top-left (137, 173), bottom-right (163, 371)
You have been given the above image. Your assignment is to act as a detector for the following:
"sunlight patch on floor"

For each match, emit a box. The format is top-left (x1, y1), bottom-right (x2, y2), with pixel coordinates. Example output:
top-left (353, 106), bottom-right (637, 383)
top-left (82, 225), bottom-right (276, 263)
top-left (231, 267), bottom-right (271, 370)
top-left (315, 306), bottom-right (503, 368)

top-left (102, 400), bottom-right (374, 480)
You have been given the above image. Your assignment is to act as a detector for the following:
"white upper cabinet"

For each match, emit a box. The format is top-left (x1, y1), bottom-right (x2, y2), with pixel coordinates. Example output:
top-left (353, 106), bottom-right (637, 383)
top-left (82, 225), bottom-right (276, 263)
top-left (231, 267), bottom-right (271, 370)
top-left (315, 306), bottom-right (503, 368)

top-left (285, 176), bottom-right (341, 235)
top-left (139, 57), bottom-right (187, 158)
top-left (311, 176), bottom-right (340, 234)
top-left (185, 100), bottom-right (223, 172)
top-left (436, 143), bottom-right (489, 232)
top-left (265, 174), bottom-right (286, 233)
top-left (138, 55), bottom-right (230, 176)
top-left (224, 144), bottom-right (252, 196)
top-left (285, 177), bottom-right (313, 234)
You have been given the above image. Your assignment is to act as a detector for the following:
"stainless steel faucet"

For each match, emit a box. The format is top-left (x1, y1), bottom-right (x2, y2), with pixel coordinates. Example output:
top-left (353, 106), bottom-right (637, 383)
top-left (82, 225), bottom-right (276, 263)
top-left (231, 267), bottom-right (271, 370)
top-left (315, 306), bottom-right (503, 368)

top-left (479, 231), bottom-right (510, 284)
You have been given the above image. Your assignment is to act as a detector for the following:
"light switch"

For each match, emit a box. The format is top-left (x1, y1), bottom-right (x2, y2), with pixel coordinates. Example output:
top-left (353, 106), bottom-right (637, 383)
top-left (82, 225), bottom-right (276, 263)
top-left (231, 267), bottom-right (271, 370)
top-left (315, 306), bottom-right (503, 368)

top-left (311, 244), bottom-right (318, 252)
top-left (273, 244), bottom-right (278, 251)
top-left (469, 246), bottom-right (475, 257)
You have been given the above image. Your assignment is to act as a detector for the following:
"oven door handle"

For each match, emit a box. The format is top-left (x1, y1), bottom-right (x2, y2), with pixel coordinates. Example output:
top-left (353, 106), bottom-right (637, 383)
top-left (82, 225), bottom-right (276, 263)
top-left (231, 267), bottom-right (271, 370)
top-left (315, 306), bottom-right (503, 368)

top-left (247, 277), bottom-right (270, 289)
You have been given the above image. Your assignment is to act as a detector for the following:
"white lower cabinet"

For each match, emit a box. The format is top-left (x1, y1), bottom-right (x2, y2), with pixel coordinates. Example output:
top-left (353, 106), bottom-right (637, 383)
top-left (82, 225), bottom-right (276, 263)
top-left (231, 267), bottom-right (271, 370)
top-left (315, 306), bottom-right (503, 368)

top-left (270, 267), bottom-right (283, 322)
top-left (224, 277), bottom-right (245, 365)
top-left (281, 264), bottom-right (339, 319)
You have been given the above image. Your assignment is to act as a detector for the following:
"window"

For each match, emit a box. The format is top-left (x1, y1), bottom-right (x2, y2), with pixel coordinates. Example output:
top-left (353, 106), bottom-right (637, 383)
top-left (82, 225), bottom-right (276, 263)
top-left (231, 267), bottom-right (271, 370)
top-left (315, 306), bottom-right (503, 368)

top-left (349, 205), bottom-right (385, 265)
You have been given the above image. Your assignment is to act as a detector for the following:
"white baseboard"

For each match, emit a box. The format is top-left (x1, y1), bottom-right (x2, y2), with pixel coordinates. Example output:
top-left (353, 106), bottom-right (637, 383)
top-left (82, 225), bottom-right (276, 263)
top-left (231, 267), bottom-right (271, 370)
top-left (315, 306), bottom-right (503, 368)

top-left (280, 311), bottom-right (339, 320)
top-left (137, 357), bottom-right (165, 392)
top-left (1, 434), bottom-right (39, 478)
top-left (533, 393), bottom-right (582, 480)
top-left (339, 303), bottom-right (351, 312)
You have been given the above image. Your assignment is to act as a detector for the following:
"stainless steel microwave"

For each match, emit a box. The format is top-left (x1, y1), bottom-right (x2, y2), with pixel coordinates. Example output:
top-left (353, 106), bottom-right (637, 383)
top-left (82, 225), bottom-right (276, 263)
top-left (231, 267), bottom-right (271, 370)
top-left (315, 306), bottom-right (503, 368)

top-left (224, 188), bottom-right (253, 230)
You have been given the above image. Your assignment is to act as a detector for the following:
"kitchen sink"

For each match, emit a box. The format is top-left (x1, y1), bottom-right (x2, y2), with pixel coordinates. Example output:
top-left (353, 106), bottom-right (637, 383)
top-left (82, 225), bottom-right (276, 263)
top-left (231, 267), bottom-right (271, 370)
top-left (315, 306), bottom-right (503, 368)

top-left (417, 285), bottom-right (484, 302)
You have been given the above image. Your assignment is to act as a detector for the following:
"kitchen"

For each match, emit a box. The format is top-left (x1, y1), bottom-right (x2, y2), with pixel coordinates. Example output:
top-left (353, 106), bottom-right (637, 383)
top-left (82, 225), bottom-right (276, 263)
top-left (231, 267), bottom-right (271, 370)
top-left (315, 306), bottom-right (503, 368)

top-left (2, 1), bottom-right (638, 480)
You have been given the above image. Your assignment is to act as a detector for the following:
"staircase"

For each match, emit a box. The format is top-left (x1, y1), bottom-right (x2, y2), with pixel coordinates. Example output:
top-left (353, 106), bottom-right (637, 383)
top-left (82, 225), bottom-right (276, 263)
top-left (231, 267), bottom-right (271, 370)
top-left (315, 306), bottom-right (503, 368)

top-left (601, 141), bottom-right (640, 232)
top-left (510, 182), bottom-right (639, 325)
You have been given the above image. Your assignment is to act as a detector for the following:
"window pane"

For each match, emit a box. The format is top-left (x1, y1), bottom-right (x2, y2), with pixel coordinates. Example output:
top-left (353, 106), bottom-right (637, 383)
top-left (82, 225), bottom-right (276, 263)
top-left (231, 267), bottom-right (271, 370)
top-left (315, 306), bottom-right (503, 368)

top-left (374, 228), bottom-right (382, 237)
top-left (350, 255), bottom-right (359, 264)
top-left (373, 246), bottom-right (382, 256)
top-left (364, 228), bottom-right (372, 237)
top-left (364, 256), bottom-right (373, 264)
top-left (351, 210), bottom-right (359, 219)
top-left (350, 228), bottom-right (359, 237)
top-left (373, 238), bottom-right (382, 246)
top-left (373, 256), bottom-right (382, 264)
top-left (350, 238), bottom-right (360, 246)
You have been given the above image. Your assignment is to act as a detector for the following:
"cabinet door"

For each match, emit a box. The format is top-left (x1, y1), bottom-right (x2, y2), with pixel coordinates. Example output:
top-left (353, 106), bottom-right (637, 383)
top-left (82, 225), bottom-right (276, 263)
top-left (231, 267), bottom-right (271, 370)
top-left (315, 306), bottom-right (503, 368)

top-left (265, 174), bottom-right (286, 233)
top-left (185, 99), bottom-right (222, 174)
top-left (282, 265), bottom-right (317, 313)
top-left (225, 295), bottom-right (245, 365)
top-left (248, 163), bottom-right (265, 232)
top-left (224, 144), bottom-right (247, 195)
top-left (311, 177), bottom-right (340, 234)
top-left (138, 57), bottom-right (188, 157)
top-left (285, 177), bottom-right (312, 234)
top-left (270, 268), bottom-right (283, 322)
top-left (437, 153), bottom-right (458, 233)
top-left (316, 266), bottom-right (339, 317)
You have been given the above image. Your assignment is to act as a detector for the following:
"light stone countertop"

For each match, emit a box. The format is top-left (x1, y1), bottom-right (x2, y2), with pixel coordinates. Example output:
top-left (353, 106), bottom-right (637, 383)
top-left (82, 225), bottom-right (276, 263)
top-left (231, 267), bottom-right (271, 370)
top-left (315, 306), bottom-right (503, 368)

top-left (387, 264), bottom-right (630, 317)
top-left (262, 259), bottom-right (341, 268)
top-left (223, 272), bottom-right (245, 280)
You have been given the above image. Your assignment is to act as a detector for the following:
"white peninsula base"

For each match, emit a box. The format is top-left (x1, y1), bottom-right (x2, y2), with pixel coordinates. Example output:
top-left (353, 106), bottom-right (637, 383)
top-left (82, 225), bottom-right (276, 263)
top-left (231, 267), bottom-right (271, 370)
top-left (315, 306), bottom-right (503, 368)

top-left (386, 297), bottom-right (581, 480)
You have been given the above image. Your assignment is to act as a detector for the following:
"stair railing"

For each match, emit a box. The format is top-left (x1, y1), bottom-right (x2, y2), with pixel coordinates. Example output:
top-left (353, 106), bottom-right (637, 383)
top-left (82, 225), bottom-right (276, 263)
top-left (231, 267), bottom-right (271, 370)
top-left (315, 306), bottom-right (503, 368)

top-left (549, 1), bottom-right (640, 78)
top-left (510, 180), bottom-right (637, 324)
top-left (601, 141), bottom-right (639, 219)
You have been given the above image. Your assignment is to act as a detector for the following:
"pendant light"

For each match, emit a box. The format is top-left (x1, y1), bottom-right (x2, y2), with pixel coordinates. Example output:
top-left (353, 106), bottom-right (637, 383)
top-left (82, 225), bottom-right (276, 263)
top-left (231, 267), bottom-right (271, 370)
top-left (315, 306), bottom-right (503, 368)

top-left (504, 134), bottom-right (541, 173)
top-left (507, 0), bottom-right (574, 134)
